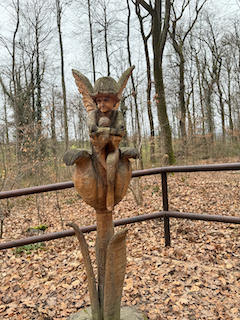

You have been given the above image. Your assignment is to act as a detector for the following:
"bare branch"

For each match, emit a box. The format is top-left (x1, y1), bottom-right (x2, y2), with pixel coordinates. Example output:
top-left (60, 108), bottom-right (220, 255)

top-left (137, 0), bottom-right (154, 15)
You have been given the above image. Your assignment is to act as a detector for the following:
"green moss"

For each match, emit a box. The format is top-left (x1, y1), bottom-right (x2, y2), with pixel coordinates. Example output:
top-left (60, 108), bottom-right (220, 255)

top-left (15, 242), bottom-right (45, 255)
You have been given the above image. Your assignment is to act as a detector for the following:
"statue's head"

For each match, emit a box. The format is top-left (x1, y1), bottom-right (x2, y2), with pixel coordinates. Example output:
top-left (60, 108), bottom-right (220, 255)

top-left (90, 77), bottom-right (120, 115)
top-left (90, 77), bottom-right (120, 102)
top-left (72, 66), bottom-right (135, 114)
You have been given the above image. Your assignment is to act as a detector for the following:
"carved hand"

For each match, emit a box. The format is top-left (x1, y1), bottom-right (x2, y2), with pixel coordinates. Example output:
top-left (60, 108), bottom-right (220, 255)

top-left (91, 127), bottom-right (110, 142)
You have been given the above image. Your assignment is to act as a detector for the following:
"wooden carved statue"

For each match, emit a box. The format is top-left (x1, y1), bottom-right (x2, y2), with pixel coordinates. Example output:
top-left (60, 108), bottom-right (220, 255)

top-left (63, 67), bottom-right (145, 320)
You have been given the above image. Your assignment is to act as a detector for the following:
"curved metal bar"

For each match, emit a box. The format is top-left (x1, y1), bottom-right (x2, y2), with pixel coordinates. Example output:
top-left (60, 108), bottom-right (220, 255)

top-left (1, 163), bottom-right (240, 199)
top-left (0, 181), bottom-right (74, 199)
top-left (1, 211), bottom-right (240, 250)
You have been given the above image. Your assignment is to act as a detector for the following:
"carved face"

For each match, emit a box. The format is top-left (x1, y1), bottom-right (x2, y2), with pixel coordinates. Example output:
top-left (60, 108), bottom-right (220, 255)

top-left (96, 95), bottom-right (116, 116)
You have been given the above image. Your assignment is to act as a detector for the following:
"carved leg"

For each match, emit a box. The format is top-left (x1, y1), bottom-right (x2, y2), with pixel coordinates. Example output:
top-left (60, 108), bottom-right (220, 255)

top-left (106, 150), bottom-right (119, 211)
top-left (97, 150), bottom-right (107, 170)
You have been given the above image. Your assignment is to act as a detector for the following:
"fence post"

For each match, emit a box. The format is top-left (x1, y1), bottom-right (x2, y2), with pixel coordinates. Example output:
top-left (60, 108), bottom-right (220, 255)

top-left (161, 172), bottom-right (170, 247)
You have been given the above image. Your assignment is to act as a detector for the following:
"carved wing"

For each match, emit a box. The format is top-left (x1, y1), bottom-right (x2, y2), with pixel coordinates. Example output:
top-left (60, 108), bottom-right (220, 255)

top-left (72, 69), bottom-right (96, 114)
top-left (114, 65), bottom-right (135, 110)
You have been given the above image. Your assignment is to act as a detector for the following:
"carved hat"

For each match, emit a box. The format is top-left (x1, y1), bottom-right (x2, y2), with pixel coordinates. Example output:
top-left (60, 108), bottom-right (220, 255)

top-left (90, 76), bottom-right (120, 101)
top-left (72, 66), bottom-right (135, 113)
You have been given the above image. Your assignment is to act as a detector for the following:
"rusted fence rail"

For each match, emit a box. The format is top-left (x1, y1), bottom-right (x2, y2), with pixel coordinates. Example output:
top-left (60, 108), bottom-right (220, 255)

top-left (1, 162), bottom-right (240, 250)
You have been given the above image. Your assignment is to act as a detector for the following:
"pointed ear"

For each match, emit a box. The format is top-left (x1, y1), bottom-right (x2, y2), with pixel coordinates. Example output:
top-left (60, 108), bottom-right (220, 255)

top-left (72, 69), bottom-right (96, 113)
top-left (117, 66), bottom-right (135, 99)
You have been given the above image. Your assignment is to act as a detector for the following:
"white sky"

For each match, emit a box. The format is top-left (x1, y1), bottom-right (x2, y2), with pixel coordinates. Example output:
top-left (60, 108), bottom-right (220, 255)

top-left (0, 0), bottom-right (240, 139)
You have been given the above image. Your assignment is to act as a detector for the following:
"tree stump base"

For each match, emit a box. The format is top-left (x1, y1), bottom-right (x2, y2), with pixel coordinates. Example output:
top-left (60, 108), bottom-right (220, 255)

top-left (67, 306), bottom-right (146, 320)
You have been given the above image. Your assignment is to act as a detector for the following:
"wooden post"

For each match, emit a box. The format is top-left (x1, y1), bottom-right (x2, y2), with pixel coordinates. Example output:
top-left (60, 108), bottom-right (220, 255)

top-left (96, 210), bottom-right (114, 320)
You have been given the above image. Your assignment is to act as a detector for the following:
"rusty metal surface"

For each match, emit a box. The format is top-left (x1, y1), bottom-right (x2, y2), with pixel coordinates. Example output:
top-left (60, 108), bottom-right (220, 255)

top-left (1, 163), bottom-right (240, 200)
top-left (161, 172), bottom-right (170, 247)
top-left (0, 212), bottom-right (165, 250)
top-left (1, 211), bottom-right (240, 250)
top-left (0, 181), bottom-right (74, 199)
top-left (1, 162), bottom-right (240, 250)
top-left (166, 211), bottom-right (240, 223)
top-left (132, 162), bottom-right (240, 177)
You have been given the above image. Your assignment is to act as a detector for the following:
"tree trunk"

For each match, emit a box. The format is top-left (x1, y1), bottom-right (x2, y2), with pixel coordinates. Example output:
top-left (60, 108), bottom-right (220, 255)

top-left (135, 2), bottom-right (155, 163)
top-left (12, 0), bottom-right (20, 162)
top-left (179, 54), bottom-right (186, 140)
top-left (103, 6), bottom-right (110, 76)
top-left (152, 0), bottom-right (175, 164)
top-left (87, 0), bottom-right (96, 82)
top-left (51, 87), bottom-right (58, 179)
top-left (3, 95), bottom-right (9, 145)
top-left (216, 76), bottom-right (225, 144)
top-left (227, 67), bottom-right (235, 142)
top-left (56, 0), bottom-right (69, 151)
top-left (195, 53), bottom-right (208, 156)
top-left (126, 0), bottom-right (143, 168)
top-left (154, 61), bottom-right (174, 164)
top-left (205, 86), bottom-right (214, 150)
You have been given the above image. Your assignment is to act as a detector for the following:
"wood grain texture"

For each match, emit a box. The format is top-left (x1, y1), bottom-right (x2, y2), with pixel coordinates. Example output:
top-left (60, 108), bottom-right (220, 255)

top-left (66, 223), bottom-right (99, 320)
top-left (103, 229), bottom-right (128, 320)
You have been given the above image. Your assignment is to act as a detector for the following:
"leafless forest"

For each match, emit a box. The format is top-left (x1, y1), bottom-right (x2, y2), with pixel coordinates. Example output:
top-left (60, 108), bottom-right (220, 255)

top-left (1, 1), bottom-right (240, 319)
top-left (0, 0), bottom-right (240, 189)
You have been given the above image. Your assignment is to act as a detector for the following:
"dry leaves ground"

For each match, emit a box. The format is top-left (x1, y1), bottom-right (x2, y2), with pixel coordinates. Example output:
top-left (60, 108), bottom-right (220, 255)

top-left (0, 159), bottom-right (240, 319)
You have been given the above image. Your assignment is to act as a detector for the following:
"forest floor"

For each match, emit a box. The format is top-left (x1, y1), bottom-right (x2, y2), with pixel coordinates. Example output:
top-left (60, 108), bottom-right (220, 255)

top-left (0, 157), bottom-right (240, 319)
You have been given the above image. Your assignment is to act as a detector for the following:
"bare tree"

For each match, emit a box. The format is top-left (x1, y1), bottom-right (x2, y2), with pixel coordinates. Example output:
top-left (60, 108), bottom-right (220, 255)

top-left (135, 1), bottom-right (155, 162)
top-left (137, 0), bottom-right (175, 164)
top-left (87, 0), bottom-right (96, 81)
top-left (169, 0), bottom-right (207, 143)
top-left (21, 0), bottom-right (52, 156)
top-left (56, 0), bottom-right (69, 151)
top-left (126, 0), bottom-right (143, 168)
top-left (10, 0), bottom-right (20, 161)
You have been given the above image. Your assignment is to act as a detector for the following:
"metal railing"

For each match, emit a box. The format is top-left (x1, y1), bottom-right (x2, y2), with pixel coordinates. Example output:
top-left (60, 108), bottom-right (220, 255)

top-left (1, 162), bottom-right (240, 250)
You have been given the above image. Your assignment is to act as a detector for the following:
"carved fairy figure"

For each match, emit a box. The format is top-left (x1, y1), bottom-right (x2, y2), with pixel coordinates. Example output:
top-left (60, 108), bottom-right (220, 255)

top-left (63, 66), bottom-right (138, 212)
top-left (63, 66), bottom-right (143, 320)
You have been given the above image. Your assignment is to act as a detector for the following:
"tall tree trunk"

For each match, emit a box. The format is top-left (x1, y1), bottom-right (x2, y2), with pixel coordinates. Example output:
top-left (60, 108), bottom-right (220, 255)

top-left (3, 95), bottom-right (9, 145)
top-left (103, 6), bottom-right (110, 76)
top-left (135, 2), bottom-right (155, 163)
top-left (138, 0), bottom-right (175, 164)
top-left (205, 85), bottom-right (214, 149)
top-left (179, 54), bottom-right (186, 140)
top-left (126, 0), bottom-right (143, 168)
top-left (169, 0), bottom-right (207, 152)
top-left (153, 0), bottom-right (174, 164)
top-left (191, 76), bottom-right (196, 135)
top-left (36, 28), bottom-right (41, 128)
top-left (51, 87), bottom-right (58, 179)
top-left (56, 0), bottom-right (69, 151)
top-left (51, 88), bottom-right (57, 158)
top-left (216, 75), bottom-right (225, 144)
top-left (195, 53), bottom-right (208, 156)
top-left (227, 67), bottom-right (235, 142)
top-left (87, 0), bottom-right (96, 82)
top-left (12, 0), bottom-right (20, 162)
